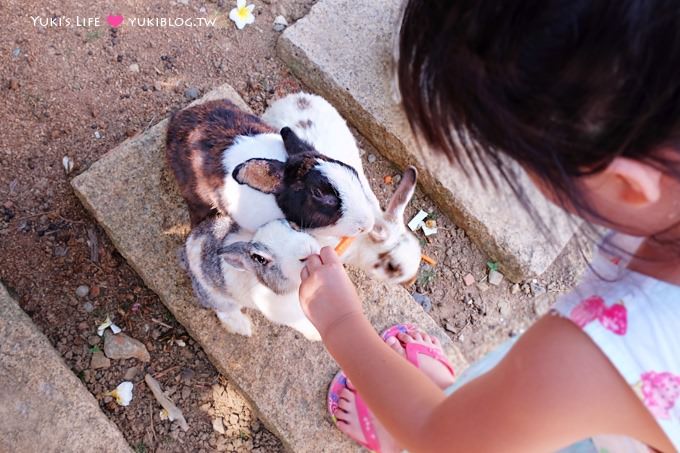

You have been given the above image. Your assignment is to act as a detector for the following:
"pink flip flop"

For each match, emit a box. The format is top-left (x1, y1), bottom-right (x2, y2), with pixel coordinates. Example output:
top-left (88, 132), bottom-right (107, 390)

top-left (327, 324), bottom-right (455, 452)
top-left (381, 323), bottom-right (455, 376)
top-left (328, 370), bottom-right (381, 452)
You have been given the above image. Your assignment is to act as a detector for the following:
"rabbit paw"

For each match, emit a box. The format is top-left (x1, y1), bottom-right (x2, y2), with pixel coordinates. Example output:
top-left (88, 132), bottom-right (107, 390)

top-left (216, 310), bottom-right (253, 337)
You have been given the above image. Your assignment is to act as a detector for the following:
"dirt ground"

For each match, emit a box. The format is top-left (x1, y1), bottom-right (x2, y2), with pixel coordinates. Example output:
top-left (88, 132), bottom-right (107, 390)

top-left (0, 0), bottom-right (587, 451)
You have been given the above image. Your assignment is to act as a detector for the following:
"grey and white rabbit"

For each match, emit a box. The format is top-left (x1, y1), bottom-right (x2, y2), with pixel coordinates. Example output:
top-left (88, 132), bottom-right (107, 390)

top-left (165, 99), bottom-right (375, 238)
top-left (262, 92), bottom-right (422, 285)
top-left (182, 216), bottom-right (321, 341)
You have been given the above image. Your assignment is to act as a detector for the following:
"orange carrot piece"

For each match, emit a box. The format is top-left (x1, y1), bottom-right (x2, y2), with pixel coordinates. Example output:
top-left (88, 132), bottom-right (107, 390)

top-left (335, 236), bottom-right (355, 255)
top-left (421, 254), bottom-right (437, 267)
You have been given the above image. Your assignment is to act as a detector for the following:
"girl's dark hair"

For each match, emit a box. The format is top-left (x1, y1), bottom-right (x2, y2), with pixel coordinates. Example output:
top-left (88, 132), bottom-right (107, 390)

top-left (398, 0), bottom-right (680, 230)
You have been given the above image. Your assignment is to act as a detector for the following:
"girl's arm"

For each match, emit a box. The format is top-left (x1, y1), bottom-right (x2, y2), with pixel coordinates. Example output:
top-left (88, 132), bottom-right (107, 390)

top-left (300, 248), bottom-right (673, 452)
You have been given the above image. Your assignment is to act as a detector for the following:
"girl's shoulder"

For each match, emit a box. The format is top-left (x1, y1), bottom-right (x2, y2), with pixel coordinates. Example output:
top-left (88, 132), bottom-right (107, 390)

top-left (552, 232), bottom-right (680, 449)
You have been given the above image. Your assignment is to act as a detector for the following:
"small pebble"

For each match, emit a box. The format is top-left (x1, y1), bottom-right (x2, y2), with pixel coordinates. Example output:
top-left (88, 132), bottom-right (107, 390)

top-left (477, 282), bottom-right (490, 293)
top-left (488, 269), bottom-right (504, 286)
top-left (184, 86), bottom-right (200, 100)
top-left (411, 292), bottom-right (432, 312)
top-left (124, 366), bottom-right (139, 381)
top-left (510, 283), bottom-right (521, 295)
top-left (104, 331), bottom-right (151, 362)
top-left (128, 63), bottom-right (140, 73)
top-left (530, 279), bottom-right (547, 297)
top-left (87, 335), bottom-right (101, 346)
top-left (393, 174), bottom-right (402, 184)
top-left (273, 15), bottom-right (288, 32)
top-left (83, 302), bottom-right (94, 313)
top-left (94, 131), bottom-right (102, 139)
top-left (213, 417), bottom-right (225, 434)
top-left (11, 48), bottom-right (20, 58)
top-left (76, 285), bottom-right (90, 298)
top-left (444, 322), bottom-right (456, 334)
top-left (89, 286), bottom-right (100, 298)
top-left (53, 245), bottom-right (68, 257)
top-left (180, 368), bottom-right (195, 383)
top-left (367, 154), bottom-right (377, 163)
top-left (90, 351), bottom-right (111, 369)
top-left (463, 273), bottom-right (475, 287)
top-left (8, 79), bottom-right (19, 90)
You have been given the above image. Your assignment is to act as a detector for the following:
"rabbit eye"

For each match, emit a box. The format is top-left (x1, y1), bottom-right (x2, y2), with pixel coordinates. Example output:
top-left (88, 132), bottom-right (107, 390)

top-left (387, 262), bottom-right (398, 273)
top-left (251, 253), bottom-right (269, 265)
top-left (312, 187), bottom-right (325, 198)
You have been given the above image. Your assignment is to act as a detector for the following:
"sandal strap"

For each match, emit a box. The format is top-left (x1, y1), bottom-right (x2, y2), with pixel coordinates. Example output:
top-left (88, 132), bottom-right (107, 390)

top-left (353, 391), bottom-right (382, 452)
top-left (404, 342), bottom-right (455, 377)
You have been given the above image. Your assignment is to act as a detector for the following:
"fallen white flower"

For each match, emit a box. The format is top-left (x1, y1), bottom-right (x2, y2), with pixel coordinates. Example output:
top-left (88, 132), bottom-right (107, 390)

top-left (107, 381), bottom-right (133, 406)
top-left (421, 223), bottom-right (438, 237)
top-left (407, 210), bottom-right (429, 232)
top-left (97, 316), bottom-right (122, 336)
top-left (62, 156), bottom-right (74, 174)
top-left (229, 0), bottom-right (255, 30)
top-left (97, 317), bottom-right (112, 336)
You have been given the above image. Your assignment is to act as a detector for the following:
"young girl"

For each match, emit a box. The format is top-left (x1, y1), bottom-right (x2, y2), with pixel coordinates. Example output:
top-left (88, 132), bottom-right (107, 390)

top-left (298, 1), bottom-right (680, 452)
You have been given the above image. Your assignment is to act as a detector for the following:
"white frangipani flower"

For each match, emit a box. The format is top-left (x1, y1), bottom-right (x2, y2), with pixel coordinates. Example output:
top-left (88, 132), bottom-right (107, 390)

top-left (229, 0), bottom-right (255, 30)
top-left (107, 381), bottom-right (133, 406)
top-left (97, 316), bottom-right (122, 336)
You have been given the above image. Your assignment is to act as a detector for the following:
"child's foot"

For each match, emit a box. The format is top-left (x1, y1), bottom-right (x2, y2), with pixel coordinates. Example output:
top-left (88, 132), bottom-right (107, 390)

top-left (334, 379), bottom-right (402, 453)
top-left (387, 330), bottom-right (456, 389)
top-left (331, 327), bottom-right (455, 452)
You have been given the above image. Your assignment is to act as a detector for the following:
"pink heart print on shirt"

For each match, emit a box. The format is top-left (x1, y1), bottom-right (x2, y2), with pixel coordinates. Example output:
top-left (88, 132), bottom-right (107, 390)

top-left (107, 15), bottom-right (124, 27)
top-left (569, 296), bottom-right (628, 335)
top-left (637, 371), bottom-right (680, 420)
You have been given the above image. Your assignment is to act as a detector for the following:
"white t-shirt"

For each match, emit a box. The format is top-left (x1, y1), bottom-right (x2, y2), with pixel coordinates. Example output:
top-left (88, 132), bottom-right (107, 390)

top-left (552, 233), bottom-right (680, 450)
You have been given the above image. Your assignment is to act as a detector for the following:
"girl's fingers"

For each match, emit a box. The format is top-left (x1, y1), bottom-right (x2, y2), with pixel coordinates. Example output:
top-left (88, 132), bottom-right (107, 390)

top-left (300, 266), bottom-right (310, 281)
top-left (320, 246), bottom-right (341, 265)
top-left (305, 254), bottom-right (323, 272)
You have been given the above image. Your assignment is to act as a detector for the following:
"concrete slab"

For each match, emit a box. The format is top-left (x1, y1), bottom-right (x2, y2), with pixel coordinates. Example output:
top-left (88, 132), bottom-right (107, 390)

top-left (0, 283), bottom-right (133, 453)
top-left (278, 0), bottom-right (577, 280)
top-left (71, 84), bottom-right (467, 453)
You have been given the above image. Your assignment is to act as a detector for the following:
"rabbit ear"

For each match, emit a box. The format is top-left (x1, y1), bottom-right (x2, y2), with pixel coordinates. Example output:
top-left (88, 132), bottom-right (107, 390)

top-left (369, 221), bottom-right (389, 242)
top-left (232, 158), bottom-right (285, 194)
top-left (219, 242), bottom-right (273, 272)
top-left (280, 127), bottom-right (316, 155)
top-left (386, 166), bottom-right (417, 220)
top-left (218, 242), bottom-right (253, 271)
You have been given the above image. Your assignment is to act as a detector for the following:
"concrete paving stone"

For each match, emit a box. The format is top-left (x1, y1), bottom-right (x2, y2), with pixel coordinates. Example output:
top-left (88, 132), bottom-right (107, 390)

top-left (0, 283), bottom-right (132, 453)
top-left (71, 83), bottom-right (467, 452)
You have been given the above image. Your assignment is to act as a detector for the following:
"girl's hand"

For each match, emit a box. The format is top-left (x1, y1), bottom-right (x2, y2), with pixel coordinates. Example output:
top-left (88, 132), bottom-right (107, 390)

top-left (299, 246), bottom-right (364, 337)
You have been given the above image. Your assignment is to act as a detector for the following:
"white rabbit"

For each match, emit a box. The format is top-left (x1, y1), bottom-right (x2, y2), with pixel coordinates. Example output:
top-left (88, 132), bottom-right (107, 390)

top-left (263, 93), bottom-right (422, 285)
top-left (166, 99), bottom-right (375, 238)
top-left (182, 216), bottom-right (321, 341)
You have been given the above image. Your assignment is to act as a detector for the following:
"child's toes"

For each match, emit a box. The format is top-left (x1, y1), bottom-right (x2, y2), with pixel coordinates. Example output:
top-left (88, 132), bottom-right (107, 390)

top-left (386, 336), bottom-right (406, 356)
top-left (337, 395), bottom-right (354, 413)
top-left (397, 332), bottom-right (415, 344)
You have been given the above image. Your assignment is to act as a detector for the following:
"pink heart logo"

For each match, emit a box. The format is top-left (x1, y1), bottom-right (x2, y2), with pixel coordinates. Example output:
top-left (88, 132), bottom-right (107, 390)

top-left (107, 15), bottom-right (124, 27)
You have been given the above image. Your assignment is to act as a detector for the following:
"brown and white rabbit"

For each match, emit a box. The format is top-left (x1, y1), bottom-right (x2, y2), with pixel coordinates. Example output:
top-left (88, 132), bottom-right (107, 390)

top-left (181, 216), bottom-right (321, 340)
top-left (165, 99), bottom-right (375, 238)
top-left (262, 93), bottom-right (422, 285)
